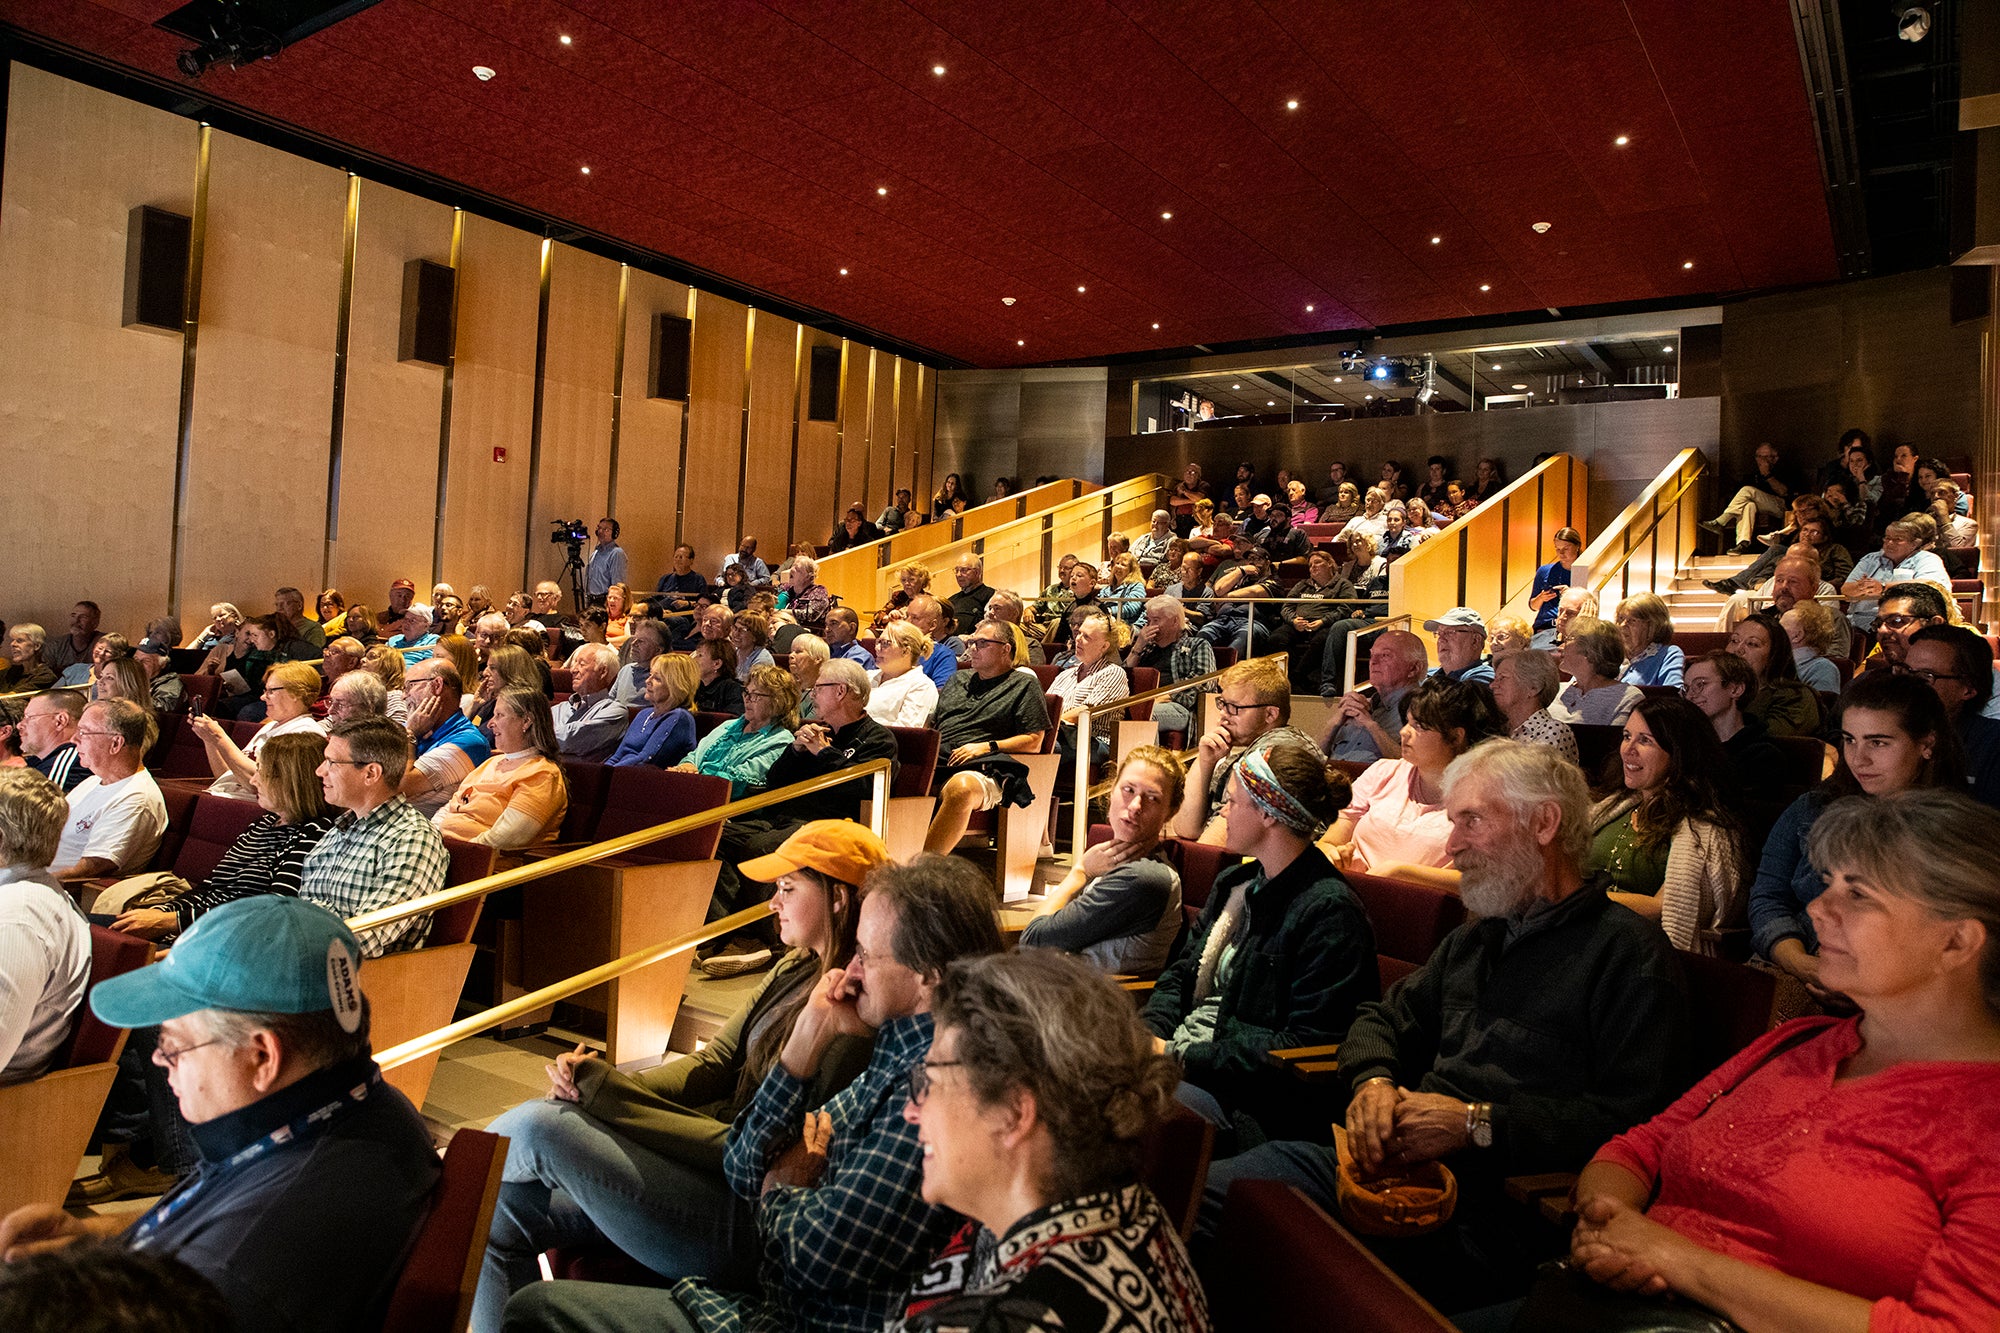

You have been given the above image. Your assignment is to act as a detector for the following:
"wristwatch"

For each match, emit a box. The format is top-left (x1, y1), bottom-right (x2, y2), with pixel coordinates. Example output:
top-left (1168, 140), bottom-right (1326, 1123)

top-left (1465, 1101), bottom-right (1493, 1149)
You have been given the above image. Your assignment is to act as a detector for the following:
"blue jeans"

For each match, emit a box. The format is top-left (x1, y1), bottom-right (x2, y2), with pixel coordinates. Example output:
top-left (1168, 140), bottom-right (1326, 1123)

top-left (1318, 616), bottom-right (1379, 696)
top-left (1151, 702), bottom-right (1193, 742)
top-left (472, 1099), bottom-right (760, 1333)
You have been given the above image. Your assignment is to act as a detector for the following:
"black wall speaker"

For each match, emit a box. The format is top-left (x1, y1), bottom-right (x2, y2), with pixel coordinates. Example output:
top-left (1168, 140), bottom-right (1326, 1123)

top-left (123, 205), bottom-right (191, 334)
top-left (806, 343), bottom-right (841, 421)
top-left (650, 313), bottom-right (692, 401)
top-left (400, 258), bottom-right (457, 365)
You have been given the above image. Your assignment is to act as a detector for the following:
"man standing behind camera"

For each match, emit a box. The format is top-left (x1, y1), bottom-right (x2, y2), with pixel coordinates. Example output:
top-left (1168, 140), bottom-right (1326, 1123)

top-left (585, 518), bottom-right (626, 608)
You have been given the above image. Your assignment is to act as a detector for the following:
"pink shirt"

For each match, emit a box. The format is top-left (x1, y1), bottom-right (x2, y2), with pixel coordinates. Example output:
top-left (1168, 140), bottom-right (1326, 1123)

top-left (1343, 758), bottom-right (1452, 873)
top-left (1594, 1016), bottom-right (2000, 1332)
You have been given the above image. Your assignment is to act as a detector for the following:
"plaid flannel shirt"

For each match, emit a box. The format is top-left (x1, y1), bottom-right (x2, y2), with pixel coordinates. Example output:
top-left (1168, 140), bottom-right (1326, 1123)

top-left (672, 1013), bottom-right (954, 1333)
top-left (298, 796), bottom-right (449, 957)
top-left (1149, 628), bottom-right (1218, 716)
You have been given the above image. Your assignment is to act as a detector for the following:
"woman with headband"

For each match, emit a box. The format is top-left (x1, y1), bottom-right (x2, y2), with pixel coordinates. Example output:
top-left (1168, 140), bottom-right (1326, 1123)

top-left (1141, 741), bottom-right (1380, 1148)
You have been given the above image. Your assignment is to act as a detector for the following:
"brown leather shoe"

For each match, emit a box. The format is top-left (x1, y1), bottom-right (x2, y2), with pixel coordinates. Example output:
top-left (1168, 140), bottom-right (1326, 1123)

top-left (65, 1143), bottom-right (179, 1206)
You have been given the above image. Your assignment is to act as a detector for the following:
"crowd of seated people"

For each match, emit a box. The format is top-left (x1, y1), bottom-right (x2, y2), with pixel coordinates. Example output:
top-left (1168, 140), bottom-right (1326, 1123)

top-left (5, 440), bottom-right (2000, 1331)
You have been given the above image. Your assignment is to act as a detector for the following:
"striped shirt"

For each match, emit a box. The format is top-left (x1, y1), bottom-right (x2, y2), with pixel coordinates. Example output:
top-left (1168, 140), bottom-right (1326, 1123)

top-left (172, 813), bottom-right (338, 934)
top-left (28, 743), bottom-right (88, 795)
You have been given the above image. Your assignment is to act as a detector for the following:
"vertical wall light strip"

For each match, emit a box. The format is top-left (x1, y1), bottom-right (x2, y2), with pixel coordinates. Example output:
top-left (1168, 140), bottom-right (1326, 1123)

top-left (674, 288), bottom-right (696, 545)
top-left (888, 357), bottom-right (901, 509)
top-left (166, 123), bottom-right (212, 620)
top-left (606, 263), bottom-right (629, 517)
top-left (735, 306), bottom-right (755, 544)
top-left (321, 173), bottom-right (359, 591)
top-left (830, 340), bottom-right (850, 532)
top-left (522, 237), bottom-right (553, 590)
top-left (784, 324), bottom-right (803, 549)
top-left (431, 208), bottom-right (464, 583)
top-left (861, 347), bottom-right (877, 509)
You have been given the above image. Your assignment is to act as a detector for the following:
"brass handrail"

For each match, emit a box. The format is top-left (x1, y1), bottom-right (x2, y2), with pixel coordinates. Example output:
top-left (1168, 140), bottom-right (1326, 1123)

top-left (1576, 449), bottom-right (1706, 604)
top-left (373, 903), bottom-right (775, 1071)
top-left (342, 758), bottom-right (892, 935)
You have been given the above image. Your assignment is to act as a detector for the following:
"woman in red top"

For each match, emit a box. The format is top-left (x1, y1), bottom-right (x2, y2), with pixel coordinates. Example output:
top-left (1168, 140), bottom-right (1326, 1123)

top-left (1568, 788), bottom-right (2000, 1332)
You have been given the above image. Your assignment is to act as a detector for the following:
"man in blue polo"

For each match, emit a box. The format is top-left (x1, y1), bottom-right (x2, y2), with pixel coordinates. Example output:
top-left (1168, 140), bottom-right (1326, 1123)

top-left (1425, 607), bottom-right (1495, 685)
top-left (400, 656), bottom-right (493, 816)
top-left (0, 897), bottom-right (440, 1332)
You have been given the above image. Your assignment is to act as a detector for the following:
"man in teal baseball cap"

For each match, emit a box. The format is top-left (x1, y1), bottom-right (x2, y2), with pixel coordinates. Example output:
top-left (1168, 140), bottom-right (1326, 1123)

top-left (0, 897), bottom-right (441, 1331)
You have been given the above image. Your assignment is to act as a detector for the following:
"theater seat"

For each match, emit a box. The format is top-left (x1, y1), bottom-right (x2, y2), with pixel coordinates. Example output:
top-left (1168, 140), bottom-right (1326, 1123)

top-left (693, 711), bottom-right (734, 738)
top-left (1343, 869), bottom-right (1467, 989)
top-left (959, 693), bottom-right (1062, 901)
top-left (380, 1128), bottom-right (507, 1333)
top-left (145, 783), bottom-right (202, 875)
top-left (1140, 1103), bottom-right (1214, 1241)
top-left (1672, 631), bottom-right (1731, 658)
top-left (152, 714), bottom-right (215, 781)
top-left (177, 672), bottom-right (221, 714)
top-left (0, 926), bottom-right (154, 1222)
top-left (557, 760), bottom-right (611, 844)
top-left (366, 838), bottom-right (494, 1108)
top-left (1568, 723), bottom-right (1621, 779)
top-left (169, 793), bottom-right (268, 885)
top-left (864, 727), bottom-right (940, 860)
top-left (1209, 1180), bottom-right (1455, 1332)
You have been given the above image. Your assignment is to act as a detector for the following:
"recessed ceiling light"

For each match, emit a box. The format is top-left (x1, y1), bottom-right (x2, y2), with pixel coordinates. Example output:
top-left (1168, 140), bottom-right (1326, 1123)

top-left (472, 65), bottom-right (495, 81)
top-left (1285, 99), bottom-right (1300, 110)
top-left (1614, 135), bottom-right (1629, 146)
top-left (839, 267), bottom-right (849, 275)
top-left (1333, 376), bottom-right (1343, 383)
top-left (1512, 383), bottom-right (1528, 390)
top-left (1231, 384), bottom-right (1241, 390)
top-left (1305, 304), bottom-right (1315, 312)
top-left (1267, 400), bottom-right (1276, 406)
top-left (1491, 363), bottom-right (1501, 370)
top-left (876, 186), bottom-right (888, 196)
top-left (1663, 344), bottom-right (1674, 353)
top-left (1016, 339), bottom-right (1025, 346)
top-left (1364, 394), bottom-right (1374, 401)
top-left (932, 64), bottom-right (946, 76)
top-left (1151, 322), bottom-right (1160, 329)
top-left (1077, 285), bottom-right (1086, 293)
top-left (1430, 235), bottom-right (1442, 245)
top-left (1682, 260), bottom-right (1694, 269)
top-left (1479, 283), bottom-right (1491, 292)
top-left (579, 165), bottom-right (590, 175)
top-left (559, 34), bottom-right (572, 45)
top-left (1160, 211), bottom-right (1172, 219)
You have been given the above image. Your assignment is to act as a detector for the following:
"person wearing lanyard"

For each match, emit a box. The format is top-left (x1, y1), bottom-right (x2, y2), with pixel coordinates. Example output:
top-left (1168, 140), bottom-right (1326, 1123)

top-left (0, 896), bottom-right (440, 1332)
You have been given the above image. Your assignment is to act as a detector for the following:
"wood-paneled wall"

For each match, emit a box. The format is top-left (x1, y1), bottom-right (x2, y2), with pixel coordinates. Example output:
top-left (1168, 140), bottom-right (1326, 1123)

top-left (0, 65), bottom-right (936, 638)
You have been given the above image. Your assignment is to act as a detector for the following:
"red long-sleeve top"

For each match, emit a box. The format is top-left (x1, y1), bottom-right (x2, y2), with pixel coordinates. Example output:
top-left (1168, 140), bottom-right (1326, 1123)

top-left (1593, 1016), bottom-right (2000, 1333)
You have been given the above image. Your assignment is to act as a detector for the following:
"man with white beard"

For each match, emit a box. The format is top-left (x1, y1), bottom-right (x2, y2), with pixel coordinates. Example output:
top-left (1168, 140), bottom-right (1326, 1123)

top-left (1190, 740), bottom-right (1691, 1317)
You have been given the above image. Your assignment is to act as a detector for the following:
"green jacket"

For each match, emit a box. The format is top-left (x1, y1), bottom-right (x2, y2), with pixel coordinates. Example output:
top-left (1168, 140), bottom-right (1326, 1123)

top-left (569, 952), bottom-right (873, 1172)
top-left (1744, 677), bottom-right (1821, 739)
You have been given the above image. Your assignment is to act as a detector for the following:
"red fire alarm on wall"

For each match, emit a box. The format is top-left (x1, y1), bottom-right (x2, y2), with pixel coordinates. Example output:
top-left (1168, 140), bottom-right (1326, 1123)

top-left (493, 447), bottom-right (507, 464)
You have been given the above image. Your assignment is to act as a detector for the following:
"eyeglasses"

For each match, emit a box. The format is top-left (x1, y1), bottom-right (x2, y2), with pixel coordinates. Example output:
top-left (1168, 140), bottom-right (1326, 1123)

top-left (966, 637), bottom-right (1008, 650)
top-left (907, 1058), bottom-right (963, 1106)
top-left (1214, 698), bottom-right (1264, 717)
top-left (319, 757), bottom-right (376, 769)
top-left (1893, 665), bottom-right (1964, 685)
top-left (1877, 614), bottom-right (1928, 630)
top-left (153, 1037), bottom-right (222, 1070)
top-left (73, 729), bottom-right (122, 741)
top-left (809, 681), bottom-right (846, 693)
top-left (743, 690), bottom-right (776, 702)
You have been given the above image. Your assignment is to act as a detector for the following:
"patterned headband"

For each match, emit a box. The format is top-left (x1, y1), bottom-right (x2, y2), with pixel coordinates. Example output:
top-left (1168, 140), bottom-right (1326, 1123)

top-left (1236, 747), bottom-right (1320, 835)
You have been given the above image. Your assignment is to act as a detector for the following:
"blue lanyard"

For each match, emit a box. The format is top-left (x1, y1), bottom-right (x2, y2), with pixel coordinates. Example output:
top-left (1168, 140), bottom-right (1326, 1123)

top-left (129, 1070), bottom-right (381, 1249)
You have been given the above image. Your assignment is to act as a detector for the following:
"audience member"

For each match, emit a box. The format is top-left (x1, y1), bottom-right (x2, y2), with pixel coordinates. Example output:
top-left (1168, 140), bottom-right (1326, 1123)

top-left (91, 655), bottom-right (154, 717)
top-left (320, 669), bottom-right (388, 726)
top-left (1047, 611), bottom-right (1128, 764)
top-left (607, 652), bottom-right (698, 769)
top-left (0, 1240), bottom-right (237, 1331)
top-left (1132, 509), bottom-right (1175, 571)
top-left (1147, 741), bottom-right (1375, 1145)
top-left (433, 687), bottom-right (568, 850)
top-left (1423, 607), bottom-right (1495, 685)
top-left (1199, 741), bottom-right (1691, 1315)
top-left (866, 621), bottom-right (940, 728)
top-left (1176, 657), bottom-right (1321, 844)
top-left (873, 563), bottom-right (932, 632)
top-left (399, 659), bottom-right (492, 822)
top-left (678, 663), bottom-right (797, 799)
top-left (361, 644), bottom-right (413, 725)
top-left (1901, 624), bottom-right (2000, 807)
top-left (1700, 441), bottom-right (1802, 552)
top-left (1547, 618), bottom-right (1643, 726)
top-left (549, 642), bottom-right (625, 762)
top-left (1749, 673), bottom-right (1963, 1003)
top-left (1713, 550), bottom-right (1840, 645)
top-left (1680, 650), bottom-right (1782, 784)
top-left (51, 699), bottom-right (165, 881)
top-left (821, 606), bottom-right (874, 669)
top-left (653, 545), bottom-right (711, 642)
top-left (692, 637), bottom-right (744, 716)
top-left (1126, 597), bottom-right (1216, 741)
top-left (888, 950), bottom-right (1209, 1333)
top-left (0, 767), bottom-right (89, 1083)
top-left (300, 716), bottom-right (450, 957)
top-left (1566, 790), bottom-right (2000, 1331)
top-left (1323, 677), bottom-right (1504, 877)
top-left (500, 855), bottom-right (1001, 1333)
top-left (55, 630), bottom-right (130, 692)
top-left (610, 619), bottom-right (669, 706)
top-left (947, 553), bottom-right (995, 631)
top-left (1527, 527), bottom-right (1582, 632)
top-left (1842, 516), bottom-right (1949, 634)
top-left (921, 619), bottom-right (1052, 855)
top-left (0, 896), bottom-right (440, 1332)
top-left (39, 602), bottom-right (102, 676)
top-left (1489, 648), bottom-right (1581, 763)
top-left (729, 610), bottom-right (778, 684)
top-left (1728, 611), bottom-right (1821, 738)
top-left (130, 637), bottom-right (183, 714)
top-left (466, 644), bottom-right (540, 738)
top-left (1586, 695), bottom-right (1744, 954)
top-left (16, 690), bottom-right (88, 794)
top-left (383, 602), bottom-right (440, 666)
top-left (776, 555), bottom-right (831, 632)
top-left (828, 502), bottom-right (885, 553)
top-left (192, 662), bottom-right (325, 801)
top-left (1781, 597), bottom-right (1844, 693)
top-left (787, 635), bottom-right (830, 721)
top-left (1316, 629), bottom-right (1428, 763)
top-left (1529, 584), bottom-right (1597, 650)
top-left (877, 490), bottom-right (913, 535)
top-left (1021, 747), bottom-right (1185, 977)
top-left (1614, 592), bottom-right (1684, 687)
top-left (0, 624), bottom-right (54, 694)
top-left (1864, 580), bottom-right (1950, 676)
top-left (1266, 547), bottom-right (1350, 693)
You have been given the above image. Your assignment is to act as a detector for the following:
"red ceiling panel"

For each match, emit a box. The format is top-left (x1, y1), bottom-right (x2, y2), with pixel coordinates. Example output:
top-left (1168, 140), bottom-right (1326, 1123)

top-left (1, 0), bottom-right (1839, 365)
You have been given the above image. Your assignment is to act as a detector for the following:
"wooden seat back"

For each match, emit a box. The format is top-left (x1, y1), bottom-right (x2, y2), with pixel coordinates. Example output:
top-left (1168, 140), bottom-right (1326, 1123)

top-left (1140, 1103), bottom-right (1215, 1241)
top-left (379, 1128), bottom-right (507, 1333)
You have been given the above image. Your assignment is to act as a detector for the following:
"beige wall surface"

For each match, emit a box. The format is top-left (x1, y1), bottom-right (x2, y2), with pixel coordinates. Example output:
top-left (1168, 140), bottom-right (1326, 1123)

top-left (0, 65), bottom-right (935, 640)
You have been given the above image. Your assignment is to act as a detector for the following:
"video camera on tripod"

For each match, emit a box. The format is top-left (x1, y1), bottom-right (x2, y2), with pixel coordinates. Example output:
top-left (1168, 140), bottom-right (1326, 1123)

top-left (549, 519), bottom-right (589, 611)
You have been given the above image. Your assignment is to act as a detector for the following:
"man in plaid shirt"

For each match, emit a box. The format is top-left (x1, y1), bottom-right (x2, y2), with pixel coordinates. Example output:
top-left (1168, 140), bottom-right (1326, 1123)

top-left (503, 857), bottom-right (1004, 1333)
top-left (300, 717), bottom-right (448, 957)
top-left (1126, 596), bottom-right (1217, 741)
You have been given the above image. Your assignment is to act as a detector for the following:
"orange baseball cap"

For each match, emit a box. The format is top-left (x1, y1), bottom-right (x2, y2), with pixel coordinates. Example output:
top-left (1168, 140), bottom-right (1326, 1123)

top-left (738, 820), bottom-right (891, 887)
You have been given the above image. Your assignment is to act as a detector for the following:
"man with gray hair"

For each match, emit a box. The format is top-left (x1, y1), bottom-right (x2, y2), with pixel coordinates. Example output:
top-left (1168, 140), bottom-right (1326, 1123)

top-left (551, 642), bottom-right (626, 762)
top-left (1193, 740), bottom-right (1691, 1314)
top-left (322, 669), bottom-right (389, 725)
top-left (52, 698), bottom-right (165, 881)
top-left (0, 624), bottom-right (54, 695)
top-left (1132, 508), bottom-right (1175, 572)
top-left (0, 767), bottom-right (89, 1082)
top-left (1126, 596), bottom-right (1216, 739)
top-left (1315, 629), bottom-right (1428, 762)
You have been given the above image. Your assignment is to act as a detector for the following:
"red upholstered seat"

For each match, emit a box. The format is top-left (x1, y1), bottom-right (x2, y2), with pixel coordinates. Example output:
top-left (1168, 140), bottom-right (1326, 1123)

top-left (169, 793), bottom-right (268, 885)
top-left (1126, 665), bottom-right (1159, 722)
top-left (1672, 631), bottom-right (1731, 658)
top-left (61, 927), bottom-right (155, 1069)
top-left (889, 727), bottom-right (939, 797)
top-left (1343, 869), bottom-right (1467, 987)
top-left (1210, 1180), bottom-right (1455, 1332)
top-left (1568, 723), bottom-right (1621, 780)
top-left (380, 1128), bottom-right (507, 1333)
top-left (593, 767), bottom-right (731, 863)
top-left (152, 715), bottom-right (215, 781)
top-left (549, 668), bottom-right (575, 695)
top-left (693, 711), bottom-right (733, 738)
top-left (558, 760), bottom-right (611, 843)
top-left (177, 673), bottom-right (221, 714)
top-left (1141, 1103), bottom-right (1215, 1240)
top-left (146, 783), bottom-right (202, 873)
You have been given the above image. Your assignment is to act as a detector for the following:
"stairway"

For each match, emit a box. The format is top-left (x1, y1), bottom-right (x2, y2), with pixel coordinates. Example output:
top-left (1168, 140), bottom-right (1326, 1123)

top-left (1661, 552), bottom-right (1759, 632)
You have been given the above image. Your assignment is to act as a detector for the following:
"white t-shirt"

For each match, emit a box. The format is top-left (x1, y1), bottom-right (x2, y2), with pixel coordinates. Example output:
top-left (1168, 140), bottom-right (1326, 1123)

top-left (57, 769), bottom-right (168, 873)
top-left (866, 669), bottom-right (939, 729)
top-left (0, 865), bottom-right (91, 1083)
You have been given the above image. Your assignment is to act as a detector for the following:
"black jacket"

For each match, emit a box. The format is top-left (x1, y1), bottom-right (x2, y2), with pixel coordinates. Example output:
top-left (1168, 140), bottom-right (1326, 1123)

top-left (755, 716), bottom-right (900, 823)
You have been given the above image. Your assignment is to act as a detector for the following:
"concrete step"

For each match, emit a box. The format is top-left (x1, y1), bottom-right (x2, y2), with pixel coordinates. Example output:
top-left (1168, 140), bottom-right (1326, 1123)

top-left (1685, 555), bottom-right (1756, 571)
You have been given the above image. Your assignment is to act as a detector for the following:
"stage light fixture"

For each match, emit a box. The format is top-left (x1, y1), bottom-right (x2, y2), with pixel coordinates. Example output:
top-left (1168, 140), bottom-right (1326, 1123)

top-left (1894, 4), bottom-right (1931, 40)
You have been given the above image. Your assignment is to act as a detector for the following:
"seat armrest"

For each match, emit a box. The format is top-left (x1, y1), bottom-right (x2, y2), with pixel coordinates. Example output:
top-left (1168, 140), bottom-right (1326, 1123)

top-left (1262, 1043), bottom-right (1342, 1083)
top-left (1505, 1172), bottom-right (1579, 1226)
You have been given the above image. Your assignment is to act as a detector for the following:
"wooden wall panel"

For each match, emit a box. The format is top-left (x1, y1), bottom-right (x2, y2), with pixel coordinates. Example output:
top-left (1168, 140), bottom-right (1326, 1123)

top-left (791, 331), bottom-right (842, 553)
top-left (917, 369), bottom-right (938, 511)
top-left (614, 270), bottom-right (689, 592)
top-left (869, 351), bottom-right (896, 513)
top-left (333, 180), bottom-right (451, 611)
top-left (181, 131), bottom-right (345, 622)
top-left (531, 243), bottom-right (619, 595)
top-left (0, 65), bottom-right (188, 638)
top-left (835, 343), bottom-right (872, 526)
top-left (743, 310), bottom-right (798, 560)
top-left (442, 216), bottom-right (540, 593)
top-left (681, 290), bottom-right (747, 571)
top-left (896, 360), bottom-right (924, 504)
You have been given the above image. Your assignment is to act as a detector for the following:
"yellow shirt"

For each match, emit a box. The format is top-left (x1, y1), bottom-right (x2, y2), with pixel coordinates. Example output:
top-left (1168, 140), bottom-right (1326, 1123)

top-left (432, 754), bottom-right (566, 846)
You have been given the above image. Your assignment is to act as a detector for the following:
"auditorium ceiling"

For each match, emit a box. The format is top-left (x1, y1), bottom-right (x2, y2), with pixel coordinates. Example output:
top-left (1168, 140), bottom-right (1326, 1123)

top-left (2, 0), bottom-right (1839, 367)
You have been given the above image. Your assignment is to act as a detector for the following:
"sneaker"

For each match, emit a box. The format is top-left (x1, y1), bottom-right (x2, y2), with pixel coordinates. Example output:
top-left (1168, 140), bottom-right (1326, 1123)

top-left (1702, 578), bottom-right (1738, 595)
top-left (698, 944), bottom-right (774, 978)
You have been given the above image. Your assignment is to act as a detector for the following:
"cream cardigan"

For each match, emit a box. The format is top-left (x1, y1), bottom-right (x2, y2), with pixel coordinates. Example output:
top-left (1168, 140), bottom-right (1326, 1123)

top-left (1588, 793), bottom-right (1743, 956)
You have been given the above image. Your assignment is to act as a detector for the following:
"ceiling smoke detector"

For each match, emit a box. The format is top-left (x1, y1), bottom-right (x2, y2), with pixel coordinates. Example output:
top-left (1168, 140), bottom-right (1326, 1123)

top-left (1531, 222), bottom-right (1552, 234)
top-left (1001, 297), bottom-right (1016, 306)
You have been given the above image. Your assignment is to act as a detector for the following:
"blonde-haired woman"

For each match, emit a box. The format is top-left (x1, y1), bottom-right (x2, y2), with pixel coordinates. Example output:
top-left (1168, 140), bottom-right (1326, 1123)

top-left (192, 660), bottom-right (326, 800)
top-left (608, 653), bottom-right (699, 768)
top-left (866, 620), bottom-right (939, 728)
